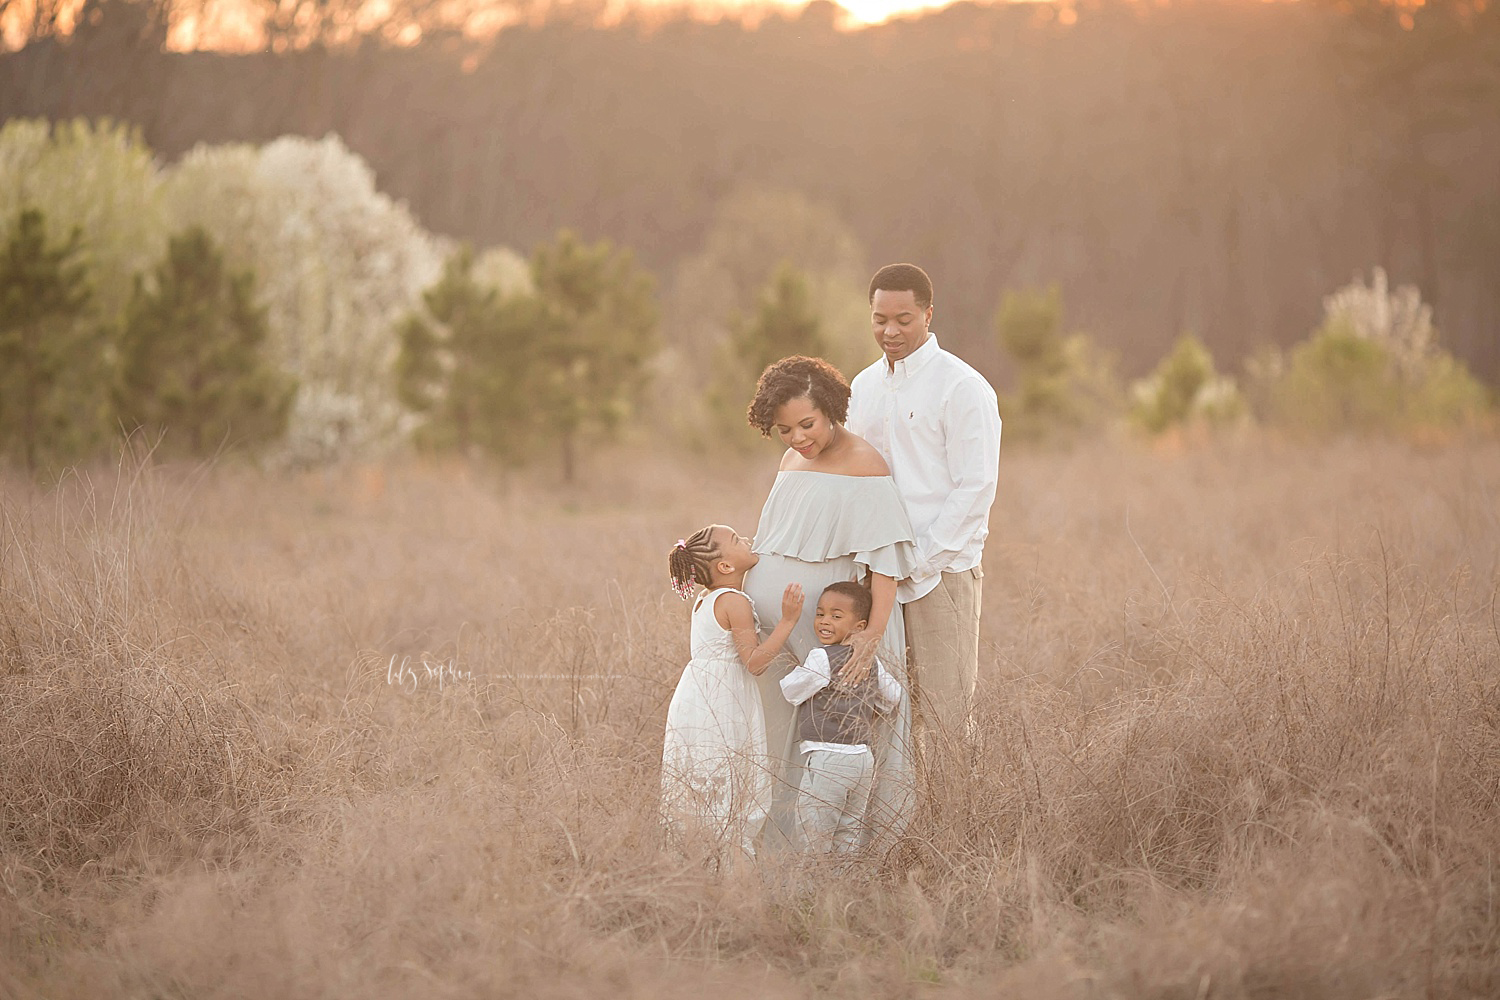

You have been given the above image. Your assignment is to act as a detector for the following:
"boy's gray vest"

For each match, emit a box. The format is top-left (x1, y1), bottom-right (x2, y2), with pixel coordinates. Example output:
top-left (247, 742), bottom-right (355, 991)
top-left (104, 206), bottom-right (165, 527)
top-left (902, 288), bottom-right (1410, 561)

top-left (796, 644), bottom-right (880, 748)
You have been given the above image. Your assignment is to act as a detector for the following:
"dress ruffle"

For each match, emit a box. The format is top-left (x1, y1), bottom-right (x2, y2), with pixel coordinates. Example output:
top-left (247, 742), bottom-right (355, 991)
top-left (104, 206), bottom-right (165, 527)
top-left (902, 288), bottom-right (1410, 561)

top-left (742, 470), bottom-right (918, 854)
top-left (752, 471), bottom-right (917, 580)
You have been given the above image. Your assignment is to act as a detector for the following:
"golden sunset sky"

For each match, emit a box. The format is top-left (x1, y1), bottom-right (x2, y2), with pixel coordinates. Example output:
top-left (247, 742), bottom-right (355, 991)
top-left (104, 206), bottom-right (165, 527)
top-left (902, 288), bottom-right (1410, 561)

top-left (0, 0), bottom-right (1440, 52)
top-left (4, 0), bottom-right (1051, 53)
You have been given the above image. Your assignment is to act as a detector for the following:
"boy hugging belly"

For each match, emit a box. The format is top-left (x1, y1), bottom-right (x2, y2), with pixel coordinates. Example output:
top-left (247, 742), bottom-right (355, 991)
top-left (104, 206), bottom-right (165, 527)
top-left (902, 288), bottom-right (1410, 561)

top-left (780, 580), bottom-right (901, 855)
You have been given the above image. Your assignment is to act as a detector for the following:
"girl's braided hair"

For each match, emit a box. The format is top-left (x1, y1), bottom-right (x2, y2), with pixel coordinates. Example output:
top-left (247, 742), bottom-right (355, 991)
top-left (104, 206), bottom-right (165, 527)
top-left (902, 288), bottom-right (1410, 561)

top-left (668, 525), bottom-right (720, 600)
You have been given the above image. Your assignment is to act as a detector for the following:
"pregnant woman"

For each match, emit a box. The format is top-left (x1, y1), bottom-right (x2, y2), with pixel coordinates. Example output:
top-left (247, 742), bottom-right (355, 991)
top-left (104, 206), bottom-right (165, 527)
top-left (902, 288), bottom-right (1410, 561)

top-left (741, 356), bottom-right (917, 854)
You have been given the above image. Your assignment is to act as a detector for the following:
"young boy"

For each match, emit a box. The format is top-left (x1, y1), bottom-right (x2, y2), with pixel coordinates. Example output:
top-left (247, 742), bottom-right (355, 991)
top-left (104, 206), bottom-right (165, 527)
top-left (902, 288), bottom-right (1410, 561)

top-left (779, 580), bottom-right (902, 855)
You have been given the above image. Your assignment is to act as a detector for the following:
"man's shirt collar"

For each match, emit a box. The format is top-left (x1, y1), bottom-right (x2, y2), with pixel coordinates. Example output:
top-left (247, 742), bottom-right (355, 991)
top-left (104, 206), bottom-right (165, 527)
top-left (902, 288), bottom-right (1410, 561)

top-left (885, 332), bottom-right (941, 378)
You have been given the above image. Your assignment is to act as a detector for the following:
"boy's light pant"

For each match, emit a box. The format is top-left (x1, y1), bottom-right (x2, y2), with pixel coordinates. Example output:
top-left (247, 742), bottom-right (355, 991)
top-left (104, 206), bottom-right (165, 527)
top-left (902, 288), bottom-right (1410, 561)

top-left (796, 748), bottom-right (875, 854)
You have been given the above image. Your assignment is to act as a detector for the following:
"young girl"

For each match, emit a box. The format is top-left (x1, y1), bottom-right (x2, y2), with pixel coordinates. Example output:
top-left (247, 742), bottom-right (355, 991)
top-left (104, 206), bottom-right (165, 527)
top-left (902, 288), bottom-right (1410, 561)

top-left (662, 523), bottom-right (804, 861)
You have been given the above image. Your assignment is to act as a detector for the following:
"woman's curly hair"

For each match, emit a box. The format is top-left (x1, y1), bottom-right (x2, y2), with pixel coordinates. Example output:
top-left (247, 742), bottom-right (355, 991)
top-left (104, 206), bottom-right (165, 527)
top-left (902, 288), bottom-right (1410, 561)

top-left (746, 356), bottom-right (851, 437)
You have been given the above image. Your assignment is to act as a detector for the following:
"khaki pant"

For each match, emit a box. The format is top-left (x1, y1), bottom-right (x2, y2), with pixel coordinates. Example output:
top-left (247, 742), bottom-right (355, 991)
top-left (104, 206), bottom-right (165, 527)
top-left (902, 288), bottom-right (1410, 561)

top-left (904, 567), bottom-right (983, 746)
top-left (795, 748), bottom-right (875, 855)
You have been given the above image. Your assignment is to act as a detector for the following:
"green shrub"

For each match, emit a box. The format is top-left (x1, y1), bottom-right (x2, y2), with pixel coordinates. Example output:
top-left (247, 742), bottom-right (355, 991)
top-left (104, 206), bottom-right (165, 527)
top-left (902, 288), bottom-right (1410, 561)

top-left (1129, 333), bottom-right (1244, 436)
top-left (1254, 271), bottom-right (1491, 436)
top-left (994, 286), bottom-right (1121, 443)
top-left (1264, 322), bottom-right (1489, 435)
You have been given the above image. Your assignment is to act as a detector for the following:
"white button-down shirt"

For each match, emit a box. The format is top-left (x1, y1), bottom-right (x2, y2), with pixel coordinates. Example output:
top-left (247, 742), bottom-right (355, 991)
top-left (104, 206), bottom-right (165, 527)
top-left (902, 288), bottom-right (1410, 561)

top-left (847, 333), bottom-right (1001, 603)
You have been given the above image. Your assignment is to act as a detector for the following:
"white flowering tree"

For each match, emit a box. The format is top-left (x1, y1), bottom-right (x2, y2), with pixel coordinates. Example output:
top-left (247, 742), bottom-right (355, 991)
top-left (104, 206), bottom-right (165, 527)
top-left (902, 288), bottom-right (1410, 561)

top-left (163, 134), bottom-right (443, 464)
top-left (1252, 268), bottom-right (1490, 434)
top-left (1320, 267), bottom-right (1436, 383)
top-left (0, 118), bottom-right (166, 323)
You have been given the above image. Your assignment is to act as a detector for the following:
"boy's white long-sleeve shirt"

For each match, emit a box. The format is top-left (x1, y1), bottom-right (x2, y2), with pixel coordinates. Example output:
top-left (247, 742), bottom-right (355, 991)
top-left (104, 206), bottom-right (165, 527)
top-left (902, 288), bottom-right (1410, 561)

top-left (780, 645), bottom-right (901, 754)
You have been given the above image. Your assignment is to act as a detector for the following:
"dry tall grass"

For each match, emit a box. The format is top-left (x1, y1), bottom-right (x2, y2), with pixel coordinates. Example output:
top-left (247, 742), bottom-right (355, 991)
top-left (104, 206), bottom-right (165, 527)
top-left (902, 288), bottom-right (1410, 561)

top-left (2, 435), bottom-right (1498, 998)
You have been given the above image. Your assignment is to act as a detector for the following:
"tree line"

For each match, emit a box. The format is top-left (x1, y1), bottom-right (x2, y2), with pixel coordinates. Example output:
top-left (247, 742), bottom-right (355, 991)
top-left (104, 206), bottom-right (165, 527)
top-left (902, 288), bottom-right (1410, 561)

top-left (1, 192), bottom-right (662, 478)
top-left (0, 115), bottom-right (1492, 478)
top-left (2, 0), bottom-right (1497, 386)
top-left (0, 122), bottom-right (664, 477)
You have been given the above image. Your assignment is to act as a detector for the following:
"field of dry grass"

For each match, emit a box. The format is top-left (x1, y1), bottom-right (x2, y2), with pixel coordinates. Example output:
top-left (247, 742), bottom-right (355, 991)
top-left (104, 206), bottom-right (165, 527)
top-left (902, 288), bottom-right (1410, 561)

top-left (3, 433), bottom-right (1499, 998)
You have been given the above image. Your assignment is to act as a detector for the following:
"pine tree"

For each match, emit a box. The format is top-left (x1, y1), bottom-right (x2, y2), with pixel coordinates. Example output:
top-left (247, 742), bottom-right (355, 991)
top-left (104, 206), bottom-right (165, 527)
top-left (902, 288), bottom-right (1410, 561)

top-left (529, 231), bottom-right (658, 482)
top-left (727, 261), bottom-right (829, 379)
top-left (0, 207), bottom-right (97, 473)
top-left (113, 227), bottom-right (294, 457)
top-left (396, 233), bottom-right (658, 480)
top-left (996, 286), bottom-right (1072, 436)
top-left (995, 285), bottom-right (1121, 443)
top-left (395, 247), bottom-right (538, 461)
top-left (705, 261), bottom-right (828, 449)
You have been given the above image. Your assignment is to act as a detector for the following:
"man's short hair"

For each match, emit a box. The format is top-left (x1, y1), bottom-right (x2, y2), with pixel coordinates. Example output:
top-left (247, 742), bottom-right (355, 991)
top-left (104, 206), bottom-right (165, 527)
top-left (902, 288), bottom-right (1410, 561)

top-left (821, 580), bottom-right (873, 623)
top-left (869, 263), bottom-right (933, 311)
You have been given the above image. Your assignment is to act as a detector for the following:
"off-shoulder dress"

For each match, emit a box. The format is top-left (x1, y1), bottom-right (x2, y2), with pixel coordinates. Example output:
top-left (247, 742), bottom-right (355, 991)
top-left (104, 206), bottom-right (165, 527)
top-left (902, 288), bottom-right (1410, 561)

top-left (742, 470), bottom-right (917, 853)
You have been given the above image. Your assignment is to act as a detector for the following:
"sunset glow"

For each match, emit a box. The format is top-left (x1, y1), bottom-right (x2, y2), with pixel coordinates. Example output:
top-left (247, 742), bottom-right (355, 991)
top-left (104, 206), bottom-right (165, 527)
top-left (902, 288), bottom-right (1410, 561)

top-left (650, 0), bottom-right (1074, 28)
top-left (0, 0), bottom-right (1459, 53)
top-left (3, 0), bottom-right (1052, 53)
top-left (808, 0), bottom-right (959, 24)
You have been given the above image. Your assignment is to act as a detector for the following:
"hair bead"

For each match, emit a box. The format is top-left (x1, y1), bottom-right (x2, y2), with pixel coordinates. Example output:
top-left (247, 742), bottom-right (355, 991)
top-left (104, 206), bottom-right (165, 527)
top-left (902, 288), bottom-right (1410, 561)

top-left (667, 525), bottom-right (720, 602)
